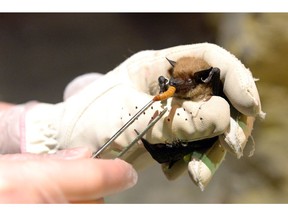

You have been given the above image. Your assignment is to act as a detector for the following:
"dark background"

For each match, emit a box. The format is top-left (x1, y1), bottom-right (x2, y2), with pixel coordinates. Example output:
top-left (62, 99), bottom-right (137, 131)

top-left (1, 13), bottom-right (287, 203)
top-left (0, 13), bottom-right (217, 103)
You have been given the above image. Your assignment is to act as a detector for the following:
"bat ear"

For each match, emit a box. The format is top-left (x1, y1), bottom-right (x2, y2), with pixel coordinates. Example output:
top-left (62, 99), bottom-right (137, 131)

top-left (194, 67), bottom-right (213, 83)
top-left (166, 57), bottom-right (176, 67)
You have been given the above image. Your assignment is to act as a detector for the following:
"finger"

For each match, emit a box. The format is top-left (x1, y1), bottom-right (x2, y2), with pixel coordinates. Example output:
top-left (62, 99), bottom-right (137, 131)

top-left (188, 139), bottom-right (227, 191)
top-left (0, 147), bottom-right (92, 161)
top-left (0, 157), bottom-right (137, 203)
top-left (139, 90), bottom-right (231, 143)
top-left (52, 147), bottom-right (92, 159)
top-left (53, 158), bottom-right (138, 202)
top-left (219, 115), bottom-right (255, 158)
top-left (97, 83), bottom-right (230, 147)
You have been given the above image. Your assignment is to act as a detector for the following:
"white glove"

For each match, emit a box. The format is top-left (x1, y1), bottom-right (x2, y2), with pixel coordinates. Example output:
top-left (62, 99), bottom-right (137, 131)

top-left (0, 43), bottom-right (265, 190)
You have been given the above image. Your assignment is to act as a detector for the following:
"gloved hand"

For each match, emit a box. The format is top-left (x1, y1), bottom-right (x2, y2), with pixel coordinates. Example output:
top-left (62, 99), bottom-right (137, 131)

top-left (0, 43), bottom-right (265, 190)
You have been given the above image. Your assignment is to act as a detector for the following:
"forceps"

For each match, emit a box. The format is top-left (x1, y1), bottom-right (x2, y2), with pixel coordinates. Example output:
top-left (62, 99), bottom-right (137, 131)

top-left (91, 78), bottom-right (175, 159)
top-left (91, 99), bottom-right (168, 159)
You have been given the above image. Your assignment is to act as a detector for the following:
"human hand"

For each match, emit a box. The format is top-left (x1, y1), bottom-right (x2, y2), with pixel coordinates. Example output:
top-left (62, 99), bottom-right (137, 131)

top-left (0, 147), bottom-right (137, 203)
top-left (0, 43), bottom-right (264, 190)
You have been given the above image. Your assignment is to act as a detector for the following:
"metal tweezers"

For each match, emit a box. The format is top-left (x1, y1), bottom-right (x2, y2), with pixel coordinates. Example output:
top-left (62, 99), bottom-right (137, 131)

top-left (91, 99), bottom-right (168, 159)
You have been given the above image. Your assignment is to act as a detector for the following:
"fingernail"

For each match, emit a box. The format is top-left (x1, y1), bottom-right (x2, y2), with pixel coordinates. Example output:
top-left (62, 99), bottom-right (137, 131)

top-left (115, 158), bottom-right (138, 189)
top-left (129, 167), bottom-right (138, 187)
top-left (55, 147), bottom-right (92, 159)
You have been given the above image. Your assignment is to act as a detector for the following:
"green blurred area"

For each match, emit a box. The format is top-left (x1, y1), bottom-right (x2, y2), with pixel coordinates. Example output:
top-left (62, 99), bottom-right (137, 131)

top-left (0, 13), bottom-right (287, 203)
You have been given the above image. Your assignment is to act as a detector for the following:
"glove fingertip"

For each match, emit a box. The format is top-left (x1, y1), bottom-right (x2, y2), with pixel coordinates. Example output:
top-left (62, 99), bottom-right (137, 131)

top-left (188, 141), bottom-right (226, 190)
top-left (188, 159), bottom-right (211, 191)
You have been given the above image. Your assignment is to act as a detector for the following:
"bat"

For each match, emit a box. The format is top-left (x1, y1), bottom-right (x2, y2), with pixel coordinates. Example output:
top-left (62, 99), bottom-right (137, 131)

top-left (155, 56), bottom-right (221, 101)
top-left (143, 57), bottom-right (223, 168)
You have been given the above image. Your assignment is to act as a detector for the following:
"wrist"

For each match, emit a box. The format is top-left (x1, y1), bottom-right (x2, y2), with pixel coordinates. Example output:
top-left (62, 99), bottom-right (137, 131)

top-left (0, 104), bottom-right (26, 153)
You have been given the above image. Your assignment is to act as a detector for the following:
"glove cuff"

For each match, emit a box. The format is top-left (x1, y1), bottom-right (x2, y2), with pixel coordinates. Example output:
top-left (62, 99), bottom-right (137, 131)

top-left (0, 102), bottom-right (36, 154)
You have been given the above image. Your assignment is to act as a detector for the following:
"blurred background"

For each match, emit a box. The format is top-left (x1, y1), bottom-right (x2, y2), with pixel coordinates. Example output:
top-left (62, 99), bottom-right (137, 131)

top-left (0, 13), bottom-right (287, 203)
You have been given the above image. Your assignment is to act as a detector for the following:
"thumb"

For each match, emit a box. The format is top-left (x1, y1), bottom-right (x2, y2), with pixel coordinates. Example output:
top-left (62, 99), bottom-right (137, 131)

top-left (0, 149), bottom-right (138, 203)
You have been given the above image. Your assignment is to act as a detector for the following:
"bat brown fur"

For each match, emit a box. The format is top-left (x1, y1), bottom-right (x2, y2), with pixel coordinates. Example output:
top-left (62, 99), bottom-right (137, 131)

top-left (171, 57), bottom-right (213, 101)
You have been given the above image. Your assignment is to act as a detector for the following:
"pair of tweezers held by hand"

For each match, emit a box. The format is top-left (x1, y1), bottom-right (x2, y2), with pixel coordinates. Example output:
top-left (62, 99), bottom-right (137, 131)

top-left (91, 86), bottom-right (176, 159)
top-left (91, 100), bottom-right (168, 159)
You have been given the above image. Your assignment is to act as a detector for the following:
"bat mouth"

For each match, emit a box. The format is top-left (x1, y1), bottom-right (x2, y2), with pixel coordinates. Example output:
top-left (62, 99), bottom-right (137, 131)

top-left (141, 136), bottom-right (218, 166)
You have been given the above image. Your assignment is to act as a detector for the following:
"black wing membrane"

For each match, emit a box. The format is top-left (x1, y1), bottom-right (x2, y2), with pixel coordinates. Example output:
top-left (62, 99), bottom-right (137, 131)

top-left (141, 136), bottom-right (218, 166)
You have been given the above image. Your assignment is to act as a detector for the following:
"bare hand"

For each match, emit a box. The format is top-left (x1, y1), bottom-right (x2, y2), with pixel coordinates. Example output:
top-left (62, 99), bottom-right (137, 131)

top-left (0, 147), bottom-right (137, 203)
